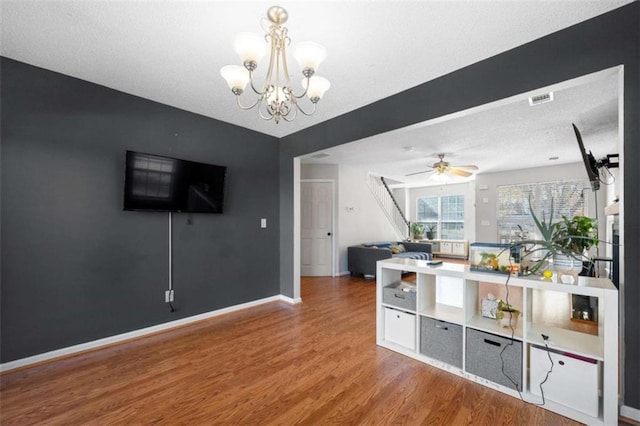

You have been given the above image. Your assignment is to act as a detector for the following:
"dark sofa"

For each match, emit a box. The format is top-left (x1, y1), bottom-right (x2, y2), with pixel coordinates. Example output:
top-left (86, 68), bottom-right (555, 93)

top-left (348, 241), bottom-right (432, 277)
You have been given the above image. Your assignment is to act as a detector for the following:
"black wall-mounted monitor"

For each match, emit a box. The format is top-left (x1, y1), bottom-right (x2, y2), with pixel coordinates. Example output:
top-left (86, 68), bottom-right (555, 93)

top-left (123, 150), bottom-right (226, 213)
top-left (572, 123), bottom-right (600, 192)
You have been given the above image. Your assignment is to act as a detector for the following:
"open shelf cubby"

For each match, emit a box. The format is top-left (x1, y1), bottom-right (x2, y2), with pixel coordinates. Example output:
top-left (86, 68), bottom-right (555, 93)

top-left (376, 257), bottom-right (618, 426)
top-left (417, 272), bottom-right (464, 325)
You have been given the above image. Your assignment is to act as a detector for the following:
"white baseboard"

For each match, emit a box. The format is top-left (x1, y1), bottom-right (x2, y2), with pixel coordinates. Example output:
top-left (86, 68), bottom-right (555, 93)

top-left (621, 404), bottom-right (640, 422)
top-left (279, 295), bottom-right (302, 304)
top-left (336, 270), bottom-right (351, 276)
top-left (0, 294), bottom-right (292, 373)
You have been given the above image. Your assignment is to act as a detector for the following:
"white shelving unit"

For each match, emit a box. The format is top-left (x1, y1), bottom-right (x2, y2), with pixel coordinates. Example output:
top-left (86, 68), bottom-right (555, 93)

top-left (376, 257), bottom-right (618, 425)
top-left (425, 239), bottom-right (469, 259)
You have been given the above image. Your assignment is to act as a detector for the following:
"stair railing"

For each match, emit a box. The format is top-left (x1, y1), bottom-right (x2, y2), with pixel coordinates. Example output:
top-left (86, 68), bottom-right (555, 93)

top-left (366, 172), bottom-right (411, 240)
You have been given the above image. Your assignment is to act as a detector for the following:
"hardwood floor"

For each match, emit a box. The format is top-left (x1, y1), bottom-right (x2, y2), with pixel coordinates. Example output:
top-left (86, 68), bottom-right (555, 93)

top-left (0, 275), bottom-right (602, 424)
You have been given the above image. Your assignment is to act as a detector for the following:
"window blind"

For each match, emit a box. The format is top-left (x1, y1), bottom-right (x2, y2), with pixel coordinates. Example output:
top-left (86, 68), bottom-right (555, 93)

top-left (497, 180), bottom-right (588, 243)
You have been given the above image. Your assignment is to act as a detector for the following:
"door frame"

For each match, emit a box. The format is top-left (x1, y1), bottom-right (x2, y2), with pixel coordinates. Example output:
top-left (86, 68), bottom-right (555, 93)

top-left (300, 178), bottom-right (337, 278)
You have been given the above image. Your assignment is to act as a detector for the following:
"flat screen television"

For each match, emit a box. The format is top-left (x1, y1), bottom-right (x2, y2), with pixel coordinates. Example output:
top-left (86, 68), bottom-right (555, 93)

top-left (572, 123), bottom-right (600, 192)
top-left (123, 150), bottom-right (226, 213)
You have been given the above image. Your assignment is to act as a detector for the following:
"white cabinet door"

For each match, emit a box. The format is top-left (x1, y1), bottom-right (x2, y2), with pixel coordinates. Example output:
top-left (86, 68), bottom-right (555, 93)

top-left (384, 308), bottom-right (416, 350)
top-left (530, 346), bottom-right (599, 417)
top-left (440, 242), bottom-right (453, 254)
top-left (452, 242), bottom-right (466, 256)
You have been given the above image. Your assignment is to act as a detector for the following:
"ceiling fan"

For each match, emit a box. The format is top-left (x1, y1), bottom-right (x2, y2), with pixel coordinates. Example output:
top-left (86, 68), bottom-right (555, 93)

top-left (406, 154), bottom-right (479, 178)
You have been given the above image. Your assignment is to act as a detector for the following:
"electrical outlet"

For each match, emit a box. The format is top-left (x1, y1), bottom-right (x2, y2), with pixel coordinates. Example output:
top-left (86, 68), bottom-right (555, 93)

top-left (165, 290), bottom-right (174, 303)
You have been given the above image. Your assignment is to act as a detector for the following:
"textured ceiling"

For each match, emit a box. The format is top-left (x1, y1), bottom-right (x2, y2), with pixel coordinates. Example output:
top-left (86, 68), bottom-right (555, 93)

top-left (0, 0), bottom-right (633, 139)
top-left (301, 69), bottom-right (620, 187)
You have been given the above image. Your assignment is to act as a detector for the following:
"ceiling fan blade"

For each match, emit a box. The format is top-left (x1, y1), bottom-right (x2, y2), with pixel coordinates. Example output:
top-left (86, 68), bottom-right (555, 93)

top-left (448, 168), bottom-right (472, 177)
top-left (451, 165), bottom-right (479, 170)
top-left (405, 169), bottom-right (433, 177)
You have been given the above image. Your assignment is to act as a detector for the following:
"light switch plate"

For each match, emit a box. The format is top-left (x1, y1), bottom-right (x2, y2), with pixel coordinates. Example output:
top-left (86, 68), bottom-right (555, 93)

top-left (261, 218), bottom-right (267, 228)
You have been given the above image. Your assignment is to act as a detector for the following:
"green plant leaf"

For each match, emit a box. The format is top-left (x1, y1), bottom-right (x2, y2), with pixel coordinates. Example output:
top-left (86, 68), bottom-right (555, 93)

top-left (515, 196), bottom-right (600, 276)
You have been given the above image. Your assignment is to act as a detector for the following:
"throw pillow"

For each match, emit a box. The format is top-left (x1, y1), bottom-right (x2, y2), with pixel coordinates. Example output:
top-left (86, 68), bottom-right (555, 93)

top-left (389, 244), bottom-right (406, 254)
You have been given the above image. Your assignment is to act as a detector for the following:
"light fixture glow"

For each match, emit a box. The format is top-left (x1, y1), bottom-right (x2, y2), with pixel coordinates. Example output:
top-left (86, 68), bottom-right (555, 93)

top-left (234, 33), bottom-right (268, 65)
top-left (294, 41), bottom-right (327, 72)
top-left (220, 6), bottom-right (330, 123)
top-left (304, 76), bottom-right (331, 102)
top-left (220, 65), bottom-right (250, 93)
top-left (431, 172), bottom-right (449, 183)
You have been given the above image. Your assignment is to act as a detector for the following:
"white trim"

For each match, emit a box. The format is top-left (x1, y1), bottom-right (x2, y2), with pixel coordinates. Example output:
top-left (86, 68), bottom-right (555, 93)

top-left (337, 270), bottom-right (351, 276)
top-left (300, 178), bottom-right (337, 277)
top-left (0, 294), bottom-right (288, 373)
top-left (279, 295), bottom-right (303, 304)
top-left (617, 65), bottom-right (627, 411)
top-left (621, 405), bottom-right (640, 422)
top-left (332, 180), bottom-right (337, 276)
top-left (293, 158), bottom-right (301, 300)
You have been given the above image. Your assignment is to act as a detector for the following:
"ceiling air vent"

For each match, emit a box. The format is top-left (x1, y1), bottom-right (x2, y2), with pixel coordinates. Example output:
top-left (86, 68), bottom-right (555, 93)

top-left (528, 92), bottom-right (554, 106)
top-left (310, 153), bottom-right (331, 159)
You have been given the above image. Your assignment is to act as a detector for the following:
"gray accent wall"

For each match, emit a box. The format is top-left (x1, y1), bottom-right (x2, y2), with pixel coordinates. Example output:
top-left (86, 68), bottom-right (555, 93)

top-left (279, 3), bottom-right (640, 410)
top-left (1, 58), bottom-right (280, 362)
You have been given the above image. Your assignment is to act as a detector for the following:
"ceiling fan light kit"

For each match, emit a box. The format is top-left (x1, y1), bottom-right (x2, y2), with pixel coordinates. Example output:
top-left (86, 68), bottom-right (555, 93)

top-left (406, 154), bottom-right (479, 179)
top-left (220, 6), bottom-right (330, 124)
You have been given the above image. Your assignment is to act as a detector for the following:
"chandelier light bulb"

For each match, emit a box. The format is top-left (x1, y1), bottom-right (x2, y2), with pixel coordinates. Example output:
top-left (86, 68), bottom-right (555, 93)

top-left (220, 65), bottom-right (250, 92)
top-left (305, 76), bottom-right (330, 101)
top-left (234, 32), bottom-right (267, 66)
top-left (293, 41), bottom-right (327, 74)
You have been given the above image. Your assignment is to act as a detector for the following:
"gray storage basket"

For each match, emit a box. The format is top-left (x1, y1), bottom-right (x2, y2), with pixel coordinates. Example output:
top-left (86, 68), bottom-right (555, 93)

top-left (465, 328), bottom-right (523, 391)
top-left (382, 281), bottom-right (416, 311)
top-left (420, 316), bottom-right (463, 368)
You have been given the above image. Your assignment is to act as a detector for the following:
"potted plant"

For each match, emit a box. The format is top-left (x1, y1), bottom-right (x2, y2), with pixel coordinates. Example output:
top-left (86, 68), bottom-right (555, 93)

top-left (411, 222), bottom-right (424, 240)
top-left (555, 215), bottom-right (598, 257)
top-left (519, 197), bottom-right (598, 281)
top-left (495, 300), bottom-right (521, 328)
top-left (552, 214), bottom-right (598, 281)
top-left (425, 224), bottom-right (436, 240)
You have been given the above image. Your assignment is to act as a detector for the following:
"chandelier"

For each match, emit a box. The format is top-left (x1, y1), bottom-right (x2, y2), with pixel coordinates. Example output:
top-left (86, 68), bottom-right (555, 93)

top-left (220, 6), bottom-right (330, 124)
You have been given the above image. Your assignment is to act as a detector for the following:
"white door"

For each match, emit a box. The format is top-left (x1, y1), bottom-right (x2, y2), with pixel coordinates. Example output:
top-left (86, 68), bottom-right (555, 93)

top-left (301, 181), bottom-right (333, 276)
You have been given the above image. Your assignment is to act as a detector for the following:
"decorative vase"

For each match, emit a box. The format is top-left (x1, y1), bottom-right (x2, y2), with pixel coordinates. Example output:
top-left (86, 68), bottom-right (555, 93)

top-left (552, 254), bottom-right (583, 284)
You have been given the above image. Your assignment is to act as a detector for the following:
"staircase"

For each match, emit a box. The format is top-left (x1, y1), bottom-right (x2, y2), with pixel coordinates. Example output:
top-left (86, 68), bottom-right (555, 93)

top-left (366, 172), bottom-right (411, 240)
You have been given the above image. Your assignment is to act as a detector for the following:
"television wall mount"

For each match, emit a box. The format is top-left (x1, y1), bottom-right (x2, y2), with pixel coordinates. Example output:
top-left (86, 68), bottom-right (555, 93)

top-left (598, 154), bottom-right (619, 169)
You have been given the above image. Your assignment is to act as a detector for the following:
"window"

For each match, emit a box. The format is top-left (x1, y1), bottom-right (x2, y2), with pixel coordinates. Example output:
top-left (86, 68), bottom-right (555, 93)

top-left (497, 179), bottom-right (588, 243)
top-left (416, 195), bottom-right (465, 239)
